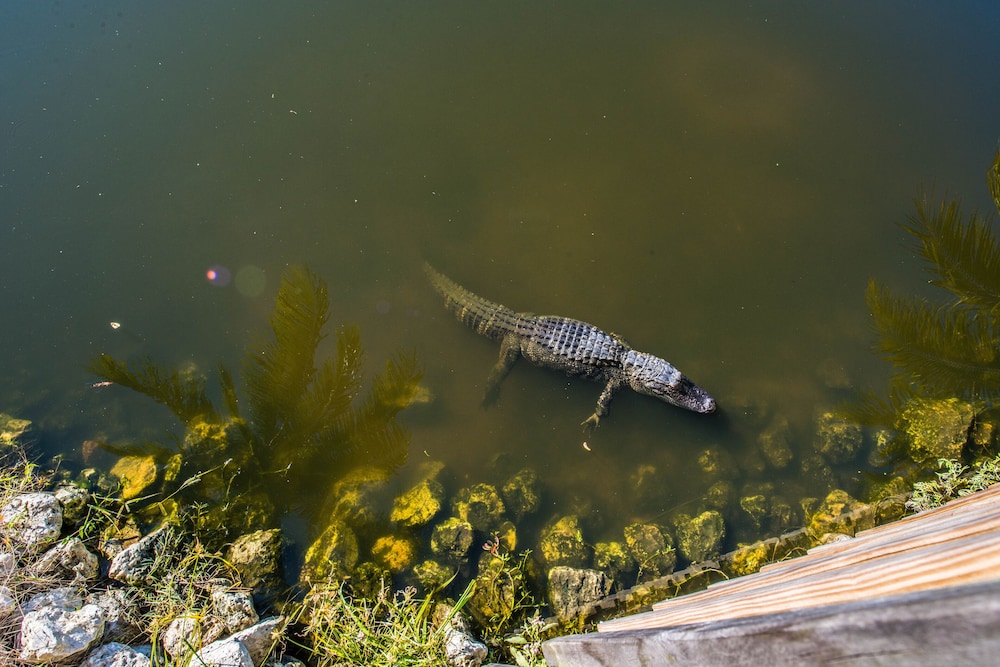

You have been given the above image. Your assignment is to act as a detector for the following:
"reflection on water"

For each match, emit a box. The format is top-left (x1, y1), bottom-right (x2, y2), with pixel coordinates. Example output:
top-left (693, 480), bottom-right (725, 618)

top-left (3, 1), bottom-right (1000, 601)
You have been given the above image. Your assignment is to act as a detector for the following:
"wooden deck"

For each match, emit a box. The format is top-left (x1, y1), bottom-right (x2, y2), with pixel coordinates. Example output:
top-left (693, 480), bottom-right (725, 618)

top-left (543, 483), bottom-right (1000, 666)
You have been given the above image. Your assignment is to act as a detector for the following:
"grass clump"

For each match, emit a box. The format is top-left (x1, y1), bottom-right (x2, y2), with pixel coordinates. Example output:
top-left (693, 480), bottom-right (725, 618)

top-left (290, 578), bottom-right (473, 666)
top-left (906, 454), bottom-right (1000, 513)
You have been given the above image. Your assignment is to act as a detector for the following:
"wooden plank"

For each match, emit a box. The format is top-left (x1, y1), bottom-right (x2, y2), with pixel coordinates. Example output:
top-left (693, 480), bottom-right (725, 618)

top-left (543, 580), bottom-right (1000, 667)
top-left (599, 484), bottom-right (1000, 632)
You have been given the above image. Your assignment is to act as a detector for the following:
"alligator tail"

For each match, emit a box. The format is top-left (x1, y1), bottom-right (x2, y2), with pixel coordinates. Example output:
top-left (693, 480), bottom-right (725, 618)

top-left (423, 263), bottom-right (522, 342)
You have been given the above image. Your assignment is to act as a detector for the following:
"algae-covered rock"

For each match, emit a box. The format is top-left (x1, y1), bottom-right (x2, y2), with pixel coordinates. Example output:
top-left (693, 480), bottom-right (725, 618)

top-left (371, 535), bottom-right (417, 574)
top-left (593, 541), bottom-right (634, 582)
top-left (413, 560), bottom-right (454, 592)
top-left (725, 541), bottom-right (772, 577)
top-left (703, 480), bottom-right (734, 513)
top-left (226, 529), bottom-right (282, 595)
top-left (547, 567), bottom-right (612, 621)
top-left (758, 415), bottom-right (793, 468)
top-left (674, 511), bottom-right (725, 563)
top-left (430, 517), bottom-right (474, 562)
top-left (539, 515), bottom-right (589, 568)
top-left (815, 412), bottom-right (863, 464)
top-left (326, 467), bottom-right (391, 530)
top-left (696, 447), bottom-right (734, 480)
top-left (623, 523), bottom-right (676, 579)
top-left (390, 478), bottom-right (444, 528)
top-left (300, 520), bottom-right (358, 583)
top-left (897, 397), bottom-right (975, 464)
top-left (0, 414), bottom-right (32, 447)
top-left (739, 494), bottom-right (769, 528)
top-left (110, 455), bottom-right (159, 501)
top-left (350, 562), bottom-right (392, 599)
top-left (452, 483), bottom-right (506, 531)
top-left (807, 489), bottom-right (873, 539)
top-left (500, 469), bottom-right (540, 522)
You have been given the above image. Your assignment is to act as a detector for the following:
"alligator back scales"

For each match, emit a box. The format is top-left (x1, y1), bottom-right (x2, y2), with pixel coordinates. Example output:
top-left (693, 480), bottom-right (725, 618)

top-left (424, 263), bottom-right (716, 427)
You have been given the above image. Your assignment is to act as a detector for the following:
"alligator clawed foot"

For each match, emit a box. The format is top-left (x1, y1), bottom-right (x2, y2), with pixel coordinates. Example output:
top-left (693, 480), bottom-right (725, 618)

top-left (581, 413), bottom-right (600, 432)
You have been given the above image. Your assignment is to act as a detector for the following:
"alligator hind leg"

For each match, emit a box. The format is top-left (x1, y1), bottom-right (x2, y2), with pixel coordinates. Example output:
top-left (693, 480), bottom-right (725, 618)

top-left (483, 335), bottom-right (521, 406)
top-left (582, 376), bottom-right (623, 431)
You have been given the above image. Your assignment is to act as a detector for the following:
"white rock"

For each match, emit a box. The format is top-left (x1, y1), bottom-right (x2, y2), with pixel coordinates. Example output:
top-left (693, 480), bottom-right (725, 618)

top-left (0, 551), bottom-right (16, 577)
top-left (34, 537), bottom-right (100, 581)
top-left (194, 637), bottom-right (254, 667)
top-left (108, 527), bottom-right (167, 585)
top-left (81, 642), bottom-right (151, 667)
top-left (0, 585), bottom-right (16, 616)
top-left (19, 603), bottom-right (104, 663)
top-left (161, 614), bottom-right (225, 662)
top-left (54, 485), bottom-right (90, 524)
top-left (87, 588), bottom-right (143, 644)
top-left (212, 588), bottom-right (259, 633)
top-left (438, 607), bottom-right (487, 667)
top-left (23, 586), bottom-right (83, 614)
top-left (0, 492), bottom-right (63, 552)
top-left (231, 615), bottom-right (284, 664)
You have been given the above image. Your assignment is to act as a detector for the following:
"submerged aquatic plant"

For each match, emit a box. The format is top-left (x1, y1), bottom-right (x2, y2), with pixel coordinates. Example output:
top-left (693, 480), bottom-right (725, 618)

top-left (88, 264), bottom-right (423, 538)
top-left (861, 148), bottom-right (1000, 421)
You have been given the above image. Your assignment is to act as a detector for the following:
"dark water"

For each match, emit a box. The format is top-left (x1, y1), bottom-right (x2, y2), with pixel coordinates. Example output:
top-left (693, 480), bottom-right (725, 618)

top-left (3, 2), bottom-right (1000, 574)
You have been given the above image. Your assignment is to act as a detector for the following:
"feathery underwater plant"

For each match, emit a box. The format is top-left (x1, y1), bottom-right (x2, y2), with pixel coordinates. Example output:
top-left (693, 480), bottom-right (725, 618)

top-left (858, 148), bottom-right (1000, 424)
top-left (88, 264), bottom-right (423, 540)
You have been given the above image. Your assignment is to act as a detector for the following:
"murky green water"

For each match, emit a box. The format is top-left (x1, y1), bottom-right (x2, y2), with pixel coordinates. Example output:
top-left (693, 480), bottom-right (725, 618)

top-left (3, 2), bottom-right (1000, 587)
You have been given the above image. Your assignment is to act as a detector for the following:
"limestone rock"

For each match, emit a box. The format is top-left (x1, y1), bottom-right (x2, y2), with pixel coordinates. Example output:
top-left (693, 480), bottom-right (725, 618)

top-left (430, 517), bottom-right (474, 562)
top-left (433, 605), bottom-right (487, 667)
top-left (539, 515), bottom-right (589, 568)
top-left (593, 541), bottom-right (634, 582)
top-left (19, 603), bottom-right (105, 663)
top-left (230, 615), bottom-right (284, 665)
top-left (547, 566), bottom-right (612, 620)
top-left (0, 586), bottom-right (16, 616)
top-left (212, 588), bottom-right (259, 634)
top-left (674, 510), bottom-right (726, 563)
top-left (54, 485), bottom-right (90, 525)
top-left (161, 614), bottom-right (225, 663)
top-left (86, 588), bottom-right (143, 644)
top-left (194, 637), bottom-right (254, 667)
top-left (390, 478), bottom-right (444, 528)
top-left (1, 492), bottom-right (63, 553)
top-left (108, 527), bottom-right (169, 585)
top-left (24, 586), bottom-right (83, 613)
top-left (34, 537), bottom-right (99, 581)
top-left (81, 642), bottom-right (150, 667)
top-left (0, 414), bottom-right (32, 446)
top-left (807, 489), bottom-right (873, 539)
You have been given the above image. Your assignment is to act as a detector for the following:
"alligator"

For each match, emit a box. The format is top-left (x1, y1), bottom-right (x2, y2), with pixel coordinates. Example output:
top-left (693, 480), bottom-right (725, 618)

top-left (424, 263), bottom-right (716, 428)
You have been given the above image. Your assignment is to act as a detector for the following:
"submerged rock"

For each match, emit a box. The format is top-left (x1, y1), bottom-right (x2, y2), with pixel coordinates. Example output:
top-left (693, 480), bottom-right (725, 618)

top-left (371, 535), bottom-right (417, 574)
top-left (593, 541), bottom-right (634, 582)
top-left (807, 489), bottom-right (873, 539)
top-left (414, 559), bottom-right (454, 592)
top-left (452, 483), bottom-right (506, 531)
top-left (758, 415), bottom-right (793, 468)
top-left (501, 468), bottom-right (541, 522)
top-left (390, 478), bottom-right (444, 528)
top-left (674, 511), bottom-right (726, 563)
top-left (430, 517), bottom-right (475, 563)
top-left (539, 515), bottom-right (589, 568)
top-left (623, 523), bottom-right (676, 579)
top-left (897, 397), bottom-right (975, 464)
top-left (300, 519), bottom-right (358, 583)
top-left (0, 413), bottom-right (32, 447)
top-left (327, 467), bottom-right (391, 529)
top-left (225, 529), bottom-right (283, 597)
top-left (110, 455), bottom-right (159, 501)
top-left (815, 412), bottom-right (863, 464)
top-left (547, 566), bottom-right (612, 621)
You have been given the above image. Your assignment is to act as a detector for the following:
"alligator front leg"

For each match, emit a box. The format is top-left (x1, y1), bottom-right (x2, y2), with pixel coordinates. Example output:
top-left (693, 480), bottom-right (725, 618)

top-left (582, 376), bottom-right (623, 430)
top-left (483, 334), bottom-right (521, 405)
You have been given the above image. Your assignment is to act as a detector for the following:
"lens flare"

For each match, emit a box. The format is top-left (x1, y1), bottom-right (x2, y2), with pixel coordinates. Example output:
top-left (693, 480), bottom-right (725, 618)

top-left (206, 264), bottom-right (232, 287)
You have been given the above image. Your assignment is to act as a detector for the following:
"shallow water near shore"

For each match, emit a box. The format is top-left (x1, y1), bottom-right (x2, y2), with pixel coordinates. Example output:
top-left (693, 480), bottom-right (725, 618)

top-left (3, 3), bottom-right (1000, 587)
